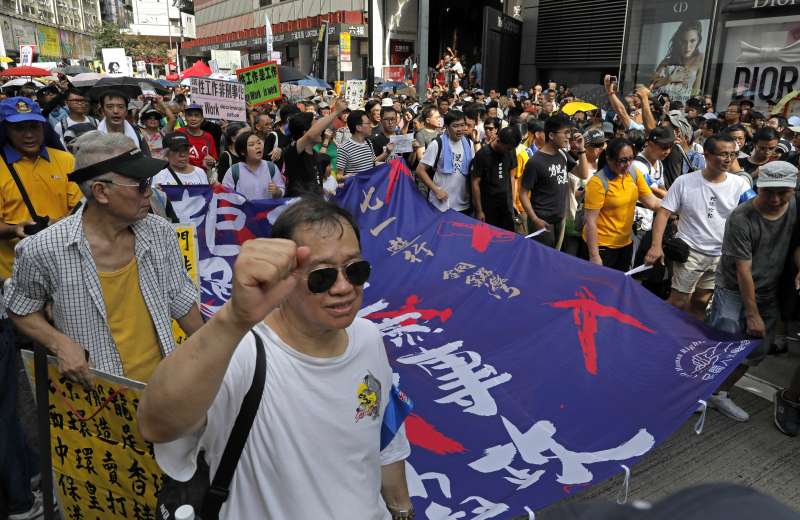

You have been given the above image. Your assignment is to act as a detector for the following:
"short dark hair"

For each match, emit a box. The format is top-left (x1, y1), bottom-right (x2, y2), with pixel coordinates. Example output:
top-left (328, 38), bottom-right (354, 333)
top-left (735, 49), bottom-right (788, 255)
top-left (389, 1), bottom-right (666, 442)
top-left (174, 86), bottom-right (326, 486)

top-left (605, 137), bottom-right (634, 161)
top-left (753, 126), bottom-right (779, 143)
top-left (174, 94), bottom-right (187, 105)
top-left (65, 88), bottom-right (85, 100)
top-left (704, 133), bottom-right (735, 154)
top-left (544, 114), bottom-right (570, 142)
top-left (724, 123), bottom-right (747, 135)
top-left (379, 106), bottom-right (397, 119)
top-left (703, 119), bottom-right (722, 133)
top-left (443, 109), bottom-right (466, 128)
top-left (420, 105), bottom-right (438, 123)
top-left (100, 90), bottom-right (129, 106)
top-left (271, 197), bottom-right (361, 246)
top-left (498, 126), bottom-right (522, 147)
top-left (347, 110), bottom-right (368, 134)
top-left (234, 130), bottom-right (262, 158)
top-left (527, 119), bottom-right (545, 134)
top-left (279, 103), bottom-right (301, 123)
top-left (288, 112), bottom-right (314, 140)
top-left (365, 99), bottom-right (380, 112)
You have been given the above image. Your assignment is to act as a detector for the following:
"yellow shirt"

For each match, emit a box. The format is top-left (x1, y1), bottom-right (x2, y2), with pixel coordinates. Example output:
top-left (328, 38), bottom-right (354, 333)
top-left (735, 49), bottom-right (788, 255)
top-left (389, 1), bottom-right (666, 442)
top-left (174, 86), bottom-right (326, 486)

top-left (0, 147), bottom-right (81, 278)
top-left (98, 258), bottom-right (162, 382)
top-left (513, 143), bottom-right (533, 214)
top-left (582, 168), bottom-right (653, 248)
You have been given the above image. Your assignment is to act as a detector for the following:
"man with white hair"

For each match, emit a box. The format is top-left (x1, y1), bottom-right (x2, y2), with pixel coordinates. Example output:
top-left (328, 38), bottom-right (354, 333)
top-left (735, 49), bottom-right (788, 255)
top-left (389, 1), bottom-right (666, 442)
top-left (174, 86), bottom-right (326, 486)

top-left (5, 131), bottom-right (204, 387)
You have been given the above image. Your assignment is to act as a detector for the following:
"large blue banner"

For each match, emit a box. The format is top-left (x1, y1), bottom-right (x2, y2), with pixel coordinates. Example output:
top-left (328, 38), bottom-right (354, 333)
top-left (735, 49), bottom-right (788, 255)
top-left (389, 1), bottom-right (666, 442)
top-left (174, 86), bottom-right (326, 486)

top-left (163, 160), bottom-right (755, 518)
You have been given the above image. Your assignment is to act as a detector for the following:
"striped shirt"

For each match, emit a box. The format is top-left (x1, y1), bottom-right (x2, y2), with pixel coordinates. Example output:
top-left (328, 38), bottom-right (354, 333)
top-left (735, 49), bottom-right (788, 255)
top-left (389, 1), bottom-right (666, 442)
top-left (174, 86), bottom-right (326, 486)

top-left (337, 138), bottom-right (376, 175)
top-left (5, 205), bottom-right (198, 377)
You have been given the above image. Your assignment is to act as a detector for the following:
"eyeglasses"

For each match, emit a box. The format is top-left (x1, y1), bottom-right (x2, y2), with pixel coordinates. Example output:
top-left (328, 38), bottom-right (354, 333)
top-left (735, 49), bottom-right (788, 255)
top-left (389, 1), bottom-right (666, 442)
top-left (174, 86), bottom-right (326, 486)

top-left (615, 157), bottom-right (635, 164)
top-left (305, 260), bottom-right (371, 294)
top-left (711, 152), bottom-right (737, 159)
top-left (67, 98), bottom-right (88, 104)
top-left (96, 177), bottom-right (152, 194)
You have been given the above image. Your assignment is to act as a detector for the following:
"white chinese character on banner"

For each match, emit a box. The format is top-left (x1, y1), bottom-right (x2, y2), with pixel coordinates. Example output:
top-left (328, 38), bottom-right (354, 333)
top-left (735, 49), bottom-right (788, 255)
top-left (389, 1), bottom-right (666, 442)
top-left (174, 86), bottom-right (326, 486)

top-left (397, 342), bottom-right (511, 416)
top-left (469, 417), bottom-right (655, 489)
top-left (358, 299), bottom-right (444, 348)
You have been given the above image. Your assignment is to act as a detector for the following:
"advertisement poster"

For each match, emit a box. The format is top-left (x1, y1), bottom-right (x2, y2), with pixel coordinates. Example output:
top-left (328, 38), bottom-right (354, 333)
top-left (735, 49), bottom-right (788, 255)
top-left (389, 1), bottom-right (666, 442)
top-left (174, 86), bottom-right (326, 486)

top-left (59, 30), bottom-right (75, 59)
top-left (631, 1), bottom-right (712, 103)
top-left (36, 25), bottom-right (61, 57)
top-left (13, 22), bottom-right (37, 47)
top-left (102, 48), bottom-right (130, 76)
top-left (716, 18), bottom-right (800, 115)
top-left (0, 15), bottom-right (15, 56)
top-left (210, 49), bottom-right (242, 72)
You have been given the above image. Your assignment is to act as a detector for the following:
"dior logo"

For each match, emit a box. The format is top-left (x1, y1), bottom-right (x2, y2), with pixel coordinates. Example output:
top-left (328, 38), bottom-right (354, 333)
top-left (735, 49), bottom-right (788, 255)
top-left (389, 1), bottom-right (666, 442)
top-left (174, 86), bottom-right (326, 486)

top-left (754, 0), bottom-right (798, 7)
top-left (673, 1), bottom-right (689, 13)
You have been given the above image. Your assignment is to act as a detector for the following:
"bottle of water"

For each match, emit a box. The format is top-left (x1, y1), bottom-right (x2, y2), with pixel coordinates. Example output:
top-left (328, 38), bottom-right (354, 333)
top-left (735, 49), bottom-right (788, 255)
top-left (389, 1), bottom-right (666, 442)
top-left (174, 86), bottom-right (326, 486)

top-left (175, 505), bottom-right (195, 520)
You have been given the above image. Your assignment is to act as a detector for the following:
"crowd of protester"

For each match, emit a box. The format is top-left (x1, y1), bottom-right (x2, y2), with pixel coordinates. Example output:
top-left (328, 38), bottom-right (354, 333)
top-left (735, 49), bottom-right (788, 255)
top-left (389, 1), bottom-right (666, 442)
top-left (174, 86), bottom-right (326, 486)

top-left (0, 69), bottom-right (799, 519)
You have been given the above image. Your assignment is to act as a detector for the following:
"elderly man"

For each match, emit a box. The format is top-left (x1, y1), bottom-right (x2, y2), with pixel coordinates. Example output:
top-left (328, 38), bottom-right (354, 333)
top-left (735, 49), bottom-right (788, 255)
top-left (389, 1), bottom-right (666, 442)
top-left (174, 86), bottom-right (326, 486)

top-left (138, 198), bottom-right (413, 519)
top-left (6, 132), bottom-right (203, 388)
top-left (0, 96), bottom-right (82, 520)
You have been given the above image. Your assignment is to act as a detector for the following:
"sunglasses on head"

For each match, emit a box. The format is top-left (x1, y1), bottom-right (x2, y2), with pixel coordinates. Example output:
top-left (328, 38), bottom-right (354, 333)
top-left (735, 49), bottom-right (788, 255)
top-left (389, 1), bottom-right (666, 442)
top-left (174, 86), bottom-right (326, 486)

top-left (306, 260), bottom-right (371, 294)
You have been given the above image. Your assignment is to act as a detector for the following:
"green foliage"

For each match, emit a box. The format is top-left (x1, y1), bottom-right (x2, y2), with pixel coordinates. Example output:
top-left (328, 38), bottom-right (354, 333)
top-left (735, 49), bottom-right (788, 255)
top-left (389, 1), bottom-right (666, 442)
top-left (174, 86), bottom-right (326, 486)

top-left (93, 23), bottom-right (170, 63)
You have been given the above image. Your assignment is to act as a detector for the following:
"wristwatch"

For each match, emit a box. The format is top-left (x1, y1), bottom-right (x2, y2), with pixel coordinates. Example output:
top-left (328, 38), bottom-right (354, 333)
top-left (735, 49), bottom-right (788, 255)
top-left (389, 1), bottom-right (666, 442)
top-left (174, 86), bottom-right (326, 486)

top-left (388, 506), bottom-right (415, 519)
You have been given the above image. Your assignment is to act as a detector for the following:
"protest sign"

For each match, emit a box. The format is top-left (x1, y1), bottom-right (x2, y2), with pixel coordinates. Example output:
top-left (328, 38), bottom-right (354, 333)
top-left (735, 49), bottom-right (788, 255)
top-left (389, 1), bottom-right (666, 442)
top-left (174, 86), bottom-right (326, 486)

top-left (345, 79), bottom-right (366, 109)
top-left (102, 48), bottom-right (129, 76)
top-left (163, 161), bottom-right (756, 517)
top-left (280, 83), bottom-right (304, 101)
top-left (22, 352), bottom-right (161, 520)
top-left (390, 133), bottom-right (414, 154)
top-left (171, 223), bottom-right (199, 345)
top-left (189, 77), bottom-right (246, 122)
top-left (235, 61), bottom-right (281, 106)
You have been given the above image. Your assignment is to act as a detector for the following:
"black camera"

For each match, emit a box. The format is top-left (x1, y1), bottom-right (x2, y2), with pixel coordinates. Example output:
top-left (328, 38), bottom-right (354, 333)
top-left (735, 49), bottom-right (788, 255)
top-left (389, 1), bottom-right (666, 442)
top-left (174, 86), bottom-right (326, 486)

top-left (24, 216), bottom-right (50, 236)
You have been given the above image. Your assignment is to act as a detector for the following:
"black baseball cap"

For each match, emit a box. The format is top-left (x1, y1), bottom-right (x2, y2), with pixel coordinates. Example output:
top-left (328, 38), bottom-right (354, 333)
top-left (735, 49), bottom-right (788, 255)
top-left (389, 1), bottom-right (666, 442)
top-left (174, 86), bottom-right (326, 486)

top-left (647, 126), bottom-right (675, 147)
top-left (70, 148), bottom-right (167, 184)
top-left (162, 132), bottom-right (191, 151)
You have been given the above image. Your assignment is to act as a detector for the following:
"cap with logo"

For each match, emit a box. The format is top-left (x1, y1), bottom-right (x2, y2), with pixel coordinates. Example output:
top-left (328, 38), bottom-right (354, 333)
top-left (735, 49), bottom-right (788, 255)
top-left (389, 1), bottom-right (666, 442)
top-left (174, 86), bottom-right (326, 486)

top-left (162, 132), bottom-right (191, 151)
top-left (0, 97), bottom-right (46, 124)
top-left (756, 161), bottom-right (797, 189)
top-left (647, 126), bottom-right (675, 147)
top-left (583, 128), bottom-right (606, 145)
top-left (70, 148), bottom-right (167, 184)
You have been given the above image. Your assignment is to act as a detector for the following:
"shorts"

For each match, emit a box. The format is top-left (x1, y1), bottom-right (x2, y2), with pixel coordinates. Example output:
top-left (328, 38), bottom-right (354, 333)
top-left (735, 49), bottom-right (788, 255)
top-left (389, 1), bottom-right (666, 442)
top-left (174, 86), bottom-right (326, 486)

top-left (706, 286), bottom-right (778, 366)
top-left (671, 248), bottom-right (720, 294)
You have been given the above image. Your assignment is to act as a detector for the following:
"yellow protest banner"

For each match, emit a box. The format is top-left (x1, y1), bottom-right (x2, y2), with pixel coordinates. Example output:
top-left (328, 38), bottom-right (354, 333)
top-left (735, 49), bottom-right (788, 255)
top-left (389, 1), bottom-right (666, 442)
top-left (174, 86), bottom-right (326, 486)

top-left (22, 352), bottom-right (161, 520)
top-left (172, 223), bottom-right (199, 345)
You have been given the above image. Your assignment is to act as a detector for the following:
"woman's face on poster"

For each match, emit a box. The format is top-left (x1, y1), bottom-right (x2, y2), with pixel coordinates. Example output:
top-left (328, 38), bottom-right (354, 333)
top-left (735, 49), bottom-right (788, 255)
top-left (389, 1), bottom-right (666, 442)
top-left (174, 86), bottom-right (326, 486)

top-left (678, 29), bottom-right (700, 59)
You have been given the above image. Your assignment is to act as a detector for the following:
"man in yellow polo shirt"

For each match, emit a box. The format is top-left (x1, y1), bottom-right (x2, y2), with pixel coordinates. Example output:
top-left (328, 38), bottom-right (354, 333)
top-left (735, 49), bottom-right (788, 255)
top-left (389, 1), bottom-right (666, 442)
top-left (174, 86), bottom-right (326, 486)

top-left (0, 96), bottom-right (82, 520)
top-left (0, 97), bottom-right (82, 279)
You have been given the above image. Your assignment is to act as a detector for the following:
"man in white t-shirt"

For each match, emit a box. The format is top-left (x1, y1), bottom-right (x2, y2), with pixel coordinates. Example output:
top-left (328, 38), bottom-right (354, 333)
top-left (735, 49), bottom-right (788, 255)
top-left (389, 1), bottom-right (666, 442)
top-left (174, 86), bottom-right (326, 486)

top-left (645, 134), bottom-right (756, 320)
top-left (152, 133), bottom-right (208, 186)
top-left (54, 89), bottom-right (98, 146)
top-left (138, 198), bottom-right (413, 519)
top-left (415, 109), bottom-right (474, 213)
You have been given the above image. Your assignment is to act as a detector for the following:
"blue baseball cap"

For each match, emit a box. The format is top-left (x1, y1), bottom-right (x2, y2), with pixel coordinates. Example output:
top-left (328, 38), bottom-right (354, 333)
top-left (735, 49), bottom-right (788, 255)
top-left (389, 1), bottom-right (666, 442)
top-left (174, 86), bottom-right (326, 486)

top-left (0, 97), bottom-right (46, 124)
top-left (186, 103), bottom-right (203, 113)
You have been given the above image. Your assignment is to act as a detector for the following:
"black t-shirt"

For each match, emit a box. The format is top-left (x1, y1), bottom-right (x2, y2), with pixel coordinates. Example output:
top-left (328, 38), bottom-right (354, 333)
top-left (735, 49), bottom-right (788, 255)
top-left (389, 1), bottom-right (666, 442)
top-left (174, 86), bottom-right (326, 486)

top-left (371, 133), bottom-right (390, 156)
top-left (264, 130), bottom-right (292, 169)
top-left (740, 156), bottom-right (764, 175)
top-left (471, 144), bottom-right (517, 200)
top-left (521, 149), bottom-right (576, 222)
top-left (662, 146), bottom-right (683, 189)
top-left (284, 144), bottom-right (323, 197)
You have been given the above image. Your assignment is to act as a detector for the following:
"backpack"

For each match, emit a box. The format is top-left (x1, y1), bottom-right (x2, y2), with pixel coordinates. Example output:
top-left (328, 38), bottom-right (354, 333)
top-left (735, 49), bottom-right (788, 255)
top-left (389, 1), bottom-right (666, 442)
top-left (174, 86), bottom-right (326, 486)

top-left (60, 116), bottom-right (98, 136)
top-left (231, 161), bottom-right (281, 193)
top-left (423, 136), bottom-right (444, 176)
top-left (574, 167), bottom-right (639, 233)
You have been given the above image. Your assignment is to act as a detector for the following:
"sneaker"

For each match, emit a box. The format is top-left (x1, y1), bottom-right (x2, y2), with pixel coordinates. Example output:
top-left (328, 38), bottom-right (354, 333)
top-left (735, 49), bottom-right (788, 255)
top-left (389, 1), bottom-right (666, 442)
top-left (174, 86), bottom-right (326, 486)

top-left (774, 390), bottom-right (800, 437)
top-left (8, 491), bottom-right (43, 520)
top-left (709, 391), bottom-right (750, 422)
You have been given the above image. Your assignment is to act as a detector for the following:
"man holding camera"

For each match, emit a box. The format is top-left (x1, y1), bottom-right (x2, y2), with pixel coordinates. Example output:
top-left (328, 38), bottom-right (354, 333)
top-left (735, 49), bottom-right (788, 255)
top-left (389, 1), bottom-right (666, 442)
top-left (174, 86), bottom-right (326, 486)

top-left (0, 96), bottom-right (82, 519)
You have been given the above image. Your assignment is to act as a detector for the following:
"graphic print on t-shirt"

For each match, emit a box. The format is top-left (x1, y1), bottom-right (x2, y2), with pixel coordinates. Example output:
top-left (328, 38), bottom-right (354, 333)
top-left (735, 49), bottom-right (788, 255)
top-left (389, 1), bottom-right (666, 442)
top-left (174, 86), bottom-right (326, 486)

top-left (355, 372), bottom-right (382, 422)
top-left (452, 151), bottom-right (463, 173)
top-left (707, 194), bottom-right (717, 219)
top-left (549, 162), bottom-right (568, 184)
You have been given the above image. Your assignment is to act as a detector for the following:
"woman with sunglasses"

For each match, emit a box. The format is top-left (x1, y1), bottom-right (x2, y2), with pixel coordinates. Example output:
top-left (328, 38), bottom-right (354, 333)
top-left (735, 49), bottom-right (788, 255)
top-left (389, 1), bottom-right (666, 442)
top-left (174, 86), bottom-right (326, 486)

top-left (581, 138), bottom-right (661, 271)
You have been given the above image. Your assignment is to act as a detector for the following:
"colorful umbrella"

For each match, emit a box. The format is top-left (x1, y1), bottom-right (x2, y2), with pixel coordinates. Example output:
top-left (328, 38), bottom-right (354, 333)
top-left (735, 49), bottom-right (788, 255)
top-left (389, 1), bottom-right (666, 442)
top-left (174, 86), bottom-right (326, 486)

top-left (0, 66), bottom-right (51, 78)
top-left (180, 60), bottom-right (212, 79)
top-left (561, 101), bottom-right (599, 115)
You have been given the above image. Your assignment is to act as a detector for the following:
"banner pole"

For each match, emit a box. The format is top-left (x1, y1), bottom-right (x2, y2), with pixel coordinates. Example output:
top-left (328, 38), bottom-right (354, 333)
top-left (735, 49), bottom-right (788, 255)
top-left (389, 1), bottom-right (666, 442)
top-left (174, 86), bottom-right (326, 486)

top-left (34, 345), bottom-right (55, 520)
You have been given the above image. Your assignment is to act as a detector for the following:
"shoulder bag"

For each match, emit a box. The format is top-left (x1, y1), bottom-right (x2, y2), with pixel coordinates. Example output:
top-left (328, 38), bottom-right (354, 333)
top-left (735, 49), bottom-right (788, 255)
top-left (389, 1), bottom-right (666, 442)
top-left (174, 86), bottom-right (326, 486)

top-left (156, 330), bottom-right (266, 520)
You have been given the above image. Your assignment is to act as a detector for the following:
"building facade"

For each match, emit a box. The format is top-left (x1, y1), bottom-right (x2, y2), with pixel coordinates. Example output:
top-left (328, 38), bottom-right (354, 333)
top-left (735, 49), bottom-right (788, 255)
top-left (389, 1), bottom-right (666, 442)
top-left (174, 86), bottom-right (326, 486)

top-left (0, 0), bottom-right (100, 61)
top-left (127, 0), bottom-right (196, 41)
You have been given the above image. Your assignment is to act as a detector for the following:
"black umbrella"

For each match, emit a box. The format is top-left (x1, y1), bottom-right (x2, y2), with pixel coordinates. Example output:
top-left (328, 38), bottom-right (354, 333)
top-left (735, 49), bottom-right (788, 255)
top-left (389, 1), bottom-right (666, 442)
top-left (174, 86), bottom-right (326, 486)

top-left (87, 76), bottom-right (169, 101)
top-left (276, 65), bottom-right (306, 83)
top-left (569, 84), bottom-right (611, 110)
top-left (63, 65), bottom-right (92, 76)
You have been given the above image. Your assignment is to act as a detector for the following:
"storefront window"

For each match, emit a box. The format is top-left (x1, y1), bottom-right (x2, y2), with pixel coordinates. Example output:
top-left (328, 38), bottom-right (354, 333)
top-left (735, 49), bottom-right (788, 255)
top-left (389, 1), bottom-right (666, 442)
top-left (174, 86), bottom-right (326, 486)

top-left (621, 0), bottom-right (715, 103)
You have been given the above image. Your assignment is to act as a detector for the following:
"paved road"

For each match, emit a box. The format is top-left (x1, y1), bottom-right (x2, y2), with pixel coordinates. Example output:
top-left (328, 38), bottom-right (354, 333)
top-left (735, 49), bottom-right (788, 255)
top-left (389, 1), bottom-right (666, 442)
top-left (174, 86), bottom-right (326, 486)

top-left (540, 346), bottom-right (800, 516)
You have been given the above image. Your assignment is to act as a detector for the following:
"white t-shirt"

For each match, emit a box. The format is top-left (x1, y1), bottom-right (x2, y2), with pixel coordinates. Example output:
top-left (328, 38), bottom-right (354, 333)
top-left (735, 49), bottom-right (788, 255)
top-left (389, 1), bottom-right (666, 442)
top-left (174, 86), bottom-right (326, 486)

top-left (155, 319), bottom-right (410, 520)
top-left (153, 166), bottom-right (208, 187)
top-left (661, 170), bottom-right (753, 256)
top-left (421, 137), bottom-right (470, 211)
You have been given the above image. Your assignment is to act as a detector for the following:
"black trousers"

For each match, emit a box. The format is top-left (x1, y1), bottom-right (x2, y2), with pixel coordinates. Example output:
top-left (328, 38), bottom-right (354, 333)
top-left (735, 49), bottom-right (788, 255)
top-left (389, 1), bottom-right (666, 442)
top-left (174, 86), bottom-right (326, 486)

top-left (579, 241), bottom-right (634, 272)
top-left (482, 197), bottom-right (515, 232)
top-left (530, 218), bottom-right (565, 249)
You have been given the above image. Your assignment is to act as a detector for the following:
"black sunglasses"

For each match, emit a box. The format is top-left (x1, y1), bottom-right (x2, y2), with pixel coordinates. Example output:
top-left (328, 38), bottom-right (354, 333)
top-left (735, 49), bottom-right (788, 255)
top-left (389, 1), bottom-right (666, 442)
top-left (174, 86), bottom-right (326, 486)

top-left (96, 177), bottom-right (153, 194)
top-left (306, 260), bottom-right (371, 294)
